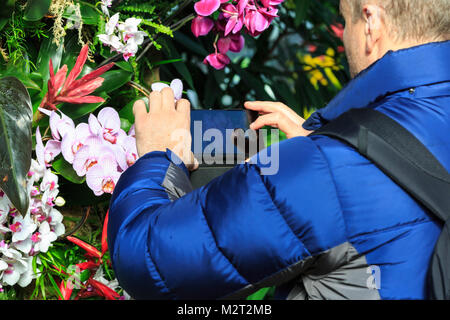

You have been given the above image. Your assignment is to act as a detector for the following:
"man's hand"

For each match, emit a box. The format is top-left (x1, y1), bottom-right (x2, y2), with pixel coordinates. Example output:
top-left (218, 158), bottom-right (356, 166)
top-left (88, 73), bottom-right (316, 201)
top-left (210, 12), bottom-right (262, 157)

top-left (133, 87), bottom-right (199, 171)
top-left (244, 101), bottom-right (313, 139)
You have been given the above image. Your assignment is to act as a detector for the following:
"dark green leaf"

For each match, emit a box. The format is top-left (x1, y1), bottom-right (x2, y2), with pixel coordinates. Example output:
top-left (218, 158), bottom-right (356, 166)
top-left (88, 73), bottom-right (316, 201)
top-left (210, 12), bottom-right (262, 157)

top-left (100, 51), bottom-right (133, 72)
top-left (95, 70), bottom-right (133, 94)
top-left (0, 19), bottom-right (8, 32)
top-left (47, 273), bottom-right (64, 300)
top-left (0, 77), bottom-right (33, 215)
top-left (294, 0), bottom-right (311, 27)
top-left (24, 0), bottom-right (52, 21)
top-left (161, 38), bottom-right (195, 90)
top-left (37, 37), bottom-right (65, 88)
top-left (52, 157), bottom-right (85, 184)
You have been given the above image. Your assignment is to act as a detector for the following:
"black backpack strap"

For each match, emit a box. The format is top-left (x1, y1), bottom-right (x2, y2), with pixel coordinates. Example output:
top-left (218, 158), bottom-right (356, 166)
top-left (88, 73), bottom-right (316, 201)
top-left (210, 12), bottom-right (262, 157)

top-left (310, 108), bottom-right (450, 299)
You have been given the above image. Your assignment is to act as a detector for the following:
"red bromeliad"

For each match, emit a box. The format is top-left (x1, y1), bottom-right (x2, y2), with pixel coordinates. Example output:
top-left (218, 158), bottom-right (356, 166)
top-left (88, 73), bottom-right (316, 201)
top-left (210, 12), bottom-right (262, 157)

top-left (39, 45), bottom-right (115, 111)
top-left (58, 211), bottom-right (117, 300)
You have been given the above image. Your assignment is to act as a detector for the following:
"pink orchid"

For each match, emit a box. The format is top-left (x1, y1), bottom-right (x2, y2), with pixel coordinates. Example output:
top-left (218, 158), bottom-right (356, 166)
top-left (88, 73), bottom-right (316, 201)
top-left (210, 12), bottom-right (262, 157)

top-left (203, 52), bottom-right (231, 70)
top-left (194, 0), bottom-right (221, 17)
top-left (88, 107), bottom-right (124, 145)
top-left (72, 137), bottom-right (115, 177)
top-left (128, 124), bottom-right (135, 138)
top-left (86, 153), bottom-right (121, 196)
top-left (35, 127), bottom-right (61, 168)
top-left (191, 16), bottom-right (215, 37)
top-left (38, 108), bottom-right (75, 141)
top-left (61, 123), bottom-right (93, 164)
top-left (120, 136), bottom-right (139, 167)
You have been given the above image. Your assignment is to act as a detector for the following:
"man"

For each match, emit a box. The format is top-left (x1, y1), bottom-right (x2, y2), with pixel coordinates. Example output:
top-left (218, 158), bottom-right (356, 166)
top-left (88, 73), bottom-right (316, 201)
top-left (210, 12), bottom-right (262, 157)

top-left (108, 0), bottom-right (450, 299)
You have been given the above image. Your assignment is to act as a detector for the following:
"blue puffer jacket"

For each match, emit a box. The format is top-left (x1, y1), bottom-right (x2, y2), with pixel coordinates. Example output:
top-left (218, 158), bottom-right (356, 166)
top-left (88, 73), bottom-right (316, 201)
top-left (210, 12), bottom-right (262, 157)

top-left (108, 41), bottom-right (450, 300)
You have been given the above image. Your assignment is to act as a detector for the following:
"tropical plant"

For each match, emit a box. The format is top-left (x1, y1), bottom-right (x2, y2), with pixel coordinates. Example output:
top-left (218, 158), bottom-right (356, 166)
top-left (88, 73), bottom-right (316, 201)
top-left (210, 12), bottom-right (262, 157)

top-left (0, 0), bottom-right (348, 300)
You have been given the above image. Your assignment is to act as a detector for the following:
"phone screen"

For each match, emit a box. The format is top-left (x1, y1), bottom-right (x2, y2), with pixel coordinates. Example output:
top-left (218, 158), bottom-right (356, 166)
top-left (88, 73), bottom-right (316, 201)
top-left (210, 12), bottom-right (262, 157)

top-left (189, 109), bottom-right (264, 189)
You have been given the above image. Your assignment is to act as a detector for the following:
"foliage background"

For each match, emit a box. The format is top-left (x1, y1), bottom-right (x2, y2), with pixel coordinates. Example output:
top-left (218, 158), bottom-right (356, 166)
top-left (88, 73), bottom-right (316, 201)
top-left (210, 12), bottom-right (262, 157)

top-left (0, 0), bottom-right (349, 299)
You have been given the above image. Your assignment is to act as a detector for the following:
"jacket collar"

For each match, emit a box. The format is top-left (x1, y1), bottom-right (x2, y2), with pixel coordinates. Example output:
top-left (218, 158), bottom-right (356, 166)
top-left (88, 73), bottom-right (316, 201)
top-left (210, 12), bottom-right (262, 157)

top-left (303, 40), bottom-right (450, 130)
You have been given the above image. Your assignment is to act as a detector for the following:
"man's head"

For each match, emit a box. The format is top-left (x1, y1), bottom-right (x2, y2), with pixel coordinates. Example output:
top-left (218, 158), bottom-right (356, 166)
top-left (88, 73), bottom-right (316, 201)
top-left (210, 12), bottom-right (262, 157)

top-left (340, 0), bottom-right (450, 77)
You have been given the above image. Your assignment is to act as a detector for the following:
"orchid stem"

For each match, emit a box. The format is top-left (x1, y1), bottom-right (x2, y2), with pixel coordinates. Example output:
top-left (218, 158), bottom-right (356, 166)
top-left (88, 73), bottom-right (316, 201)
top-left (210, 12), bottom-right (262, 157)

top-left (128, 81), bottom-right (151, 97)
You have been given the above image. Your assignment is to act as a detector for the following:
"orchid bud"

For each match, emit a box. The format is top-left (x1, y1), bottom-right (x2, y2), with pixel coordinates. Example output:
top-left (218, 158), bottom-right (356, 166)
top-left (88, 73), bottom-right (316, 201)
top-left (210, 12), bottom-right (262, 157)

top-left (55, 196), bottom-right (66, 207)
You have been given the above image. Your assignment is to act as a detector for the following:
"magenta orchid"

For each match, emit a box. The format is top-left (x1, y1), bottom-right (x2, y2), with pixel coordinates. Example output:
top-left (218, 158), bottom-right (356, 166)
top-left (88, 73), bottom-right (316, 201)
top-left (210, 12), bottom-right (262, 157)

top-left (192, 0), bottom-right (285, 69)
top-left (191, 16), bottom-right (215, 37)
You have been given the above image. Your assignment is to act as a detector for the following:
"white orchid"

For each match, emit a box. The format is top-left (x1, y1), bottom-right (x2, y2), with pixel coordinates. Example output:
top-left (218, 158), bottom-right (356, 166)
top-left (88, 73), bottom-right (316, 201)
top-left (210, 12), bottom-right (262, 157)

top-left (0, 193), bottom-right (9, 225)
top-left (97, 12), bottom-right (147, 61)
top-left (0, 147), bottom-right (65, 290)
top-left (10, 214), bottom-right (37, 243)
top-left (13, 237), bottom-right (32, 254)
top-left (101, 0), bottom-right (113, 17)
top-left (118, 17), bottom-right (141, 34)
top-left (47, 208), bottom-right (65, 237)
top-left (17, 257), bottom-right (35, 287)
top-left (0, 255), bottom-right (28, 286)
top-left (31, 221), bottom-right (57, 253)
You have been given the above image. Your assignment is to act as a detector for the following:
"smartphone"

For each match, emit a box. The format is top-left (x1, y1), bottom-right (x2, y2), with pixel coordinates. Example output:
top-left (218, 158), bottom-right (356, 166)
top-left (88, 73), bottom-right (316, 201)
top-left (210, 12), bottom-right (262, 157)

top-left (189, 109), bottom-right (264, 189)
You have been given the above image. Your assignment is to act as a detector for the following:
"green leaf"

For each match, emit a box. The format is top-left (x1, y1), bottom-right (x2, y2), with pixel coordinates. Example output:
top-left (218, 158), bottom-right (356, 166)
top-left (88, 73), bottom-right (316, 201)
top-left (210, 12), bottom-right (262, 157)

top-left (24, 0), bottom-right (52, 21)
top-left (47, 273), bottom-right (64, 300)
top-left (52, 157), bottom-right (85, 184)
top-left (100, 51), bottom-right (133, 72)
top-left (161, 38), bottom-right (195, 90)
top-left (0, 77), bottom-right (33, 215)
top-left (58, 92), bottom-right (109, 120)
top-left (80, 269), bottom-right (90, 282)
top-left (119, 96), bottom-right (148, 124)
top-left (120, 117), bottom-right (132, 132)
top-left (0, 65), bottom-right (41, 92)
top-left (0, 19), bottom-right (8, 32)
top-left (294, 0), bottom-right (311, 27)
top-left (63, 2), bottom-right (100, 25)
top-left (36, 36), bottom-right (65, 89)
top-left (246, 287), bottom-right (271, 300)
top-left (95, 70), bottom-right (133, 94)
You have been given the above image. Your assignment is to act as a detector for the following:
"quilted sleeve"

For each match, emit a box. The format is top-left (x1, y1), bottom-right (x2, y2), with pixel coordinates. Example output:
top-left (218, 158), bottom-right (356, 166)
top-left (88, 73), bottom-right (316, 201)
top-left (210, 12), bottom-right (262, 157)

top-left (107, 137), bottom-right (347, 299)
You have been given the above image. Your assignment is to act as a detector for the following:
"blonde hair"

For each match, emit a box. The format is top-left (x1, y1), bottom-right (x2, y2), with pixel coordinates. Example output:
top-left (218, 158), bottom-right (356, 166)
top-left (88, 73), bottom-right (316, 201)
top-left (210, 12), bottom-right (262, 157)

top-left (346, 0), bottom-right (450, 42)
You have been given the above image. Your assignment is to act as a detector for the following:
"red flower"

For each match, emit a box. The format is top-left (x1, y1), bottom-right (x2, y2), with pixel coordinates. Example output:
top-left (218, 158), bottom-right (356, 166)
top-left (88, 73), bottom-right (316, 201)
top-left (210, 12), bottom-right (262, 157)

top-left (40, 45), bottom-right (115, 110)
top-left (331, 23), bottom-right (344, 40)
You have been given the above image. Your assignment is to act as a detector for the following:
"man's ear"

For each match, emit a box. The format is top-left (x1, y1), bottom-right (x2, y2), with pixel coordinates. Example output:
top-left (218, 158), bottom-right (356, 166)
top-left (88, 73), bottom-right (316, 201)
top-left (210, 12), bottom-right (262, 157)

top-left (362, 4), bottom-right (383, 54)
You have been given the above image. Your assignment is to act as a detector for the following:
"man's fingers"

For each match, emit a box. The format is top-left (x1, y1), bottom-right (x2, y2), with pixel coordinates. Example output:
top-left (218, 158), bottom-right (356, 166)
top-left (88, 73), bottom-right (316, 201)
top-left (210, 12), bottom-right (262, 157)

top-left (161, 87), bottom-right (175, 110)
top-left (176, 98), bottom-right (191, 114)
top-left (149, 90), bottom-right (162, 113)
top-left (133, 99), bottom-right (147, 119)
top-left (185, 152), bottom-right (199, 172)
top-left (250, 113), bottom-right (284, 130)
top-left (244, 101), bottom-right (285, 113)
